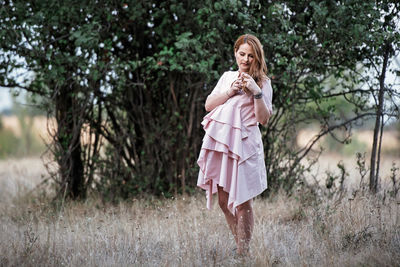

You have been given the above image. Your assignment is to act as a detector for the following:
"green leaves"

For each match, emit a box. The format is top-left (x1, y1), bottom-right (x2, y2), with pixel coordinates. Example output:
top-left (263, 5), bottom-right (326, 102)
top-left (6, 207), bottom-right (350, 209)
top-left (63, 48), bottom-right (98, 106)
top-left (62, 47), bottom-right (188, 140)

top-left (174, 32), bottom-right (193, 49)
top-left (1, 0), bottom-right (399, 199)
top-left (70, 23), bottom-right (100, 47)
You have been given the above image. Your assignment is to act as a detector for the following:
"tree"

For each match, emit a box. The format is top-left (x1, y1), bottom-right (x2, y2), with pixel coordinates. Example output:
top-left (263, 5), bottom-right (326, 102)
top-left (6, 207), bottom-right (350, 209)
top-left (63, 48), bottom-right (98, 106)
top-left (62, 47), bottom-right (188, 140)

top-left (1, 0), bottom-right (398, 200)
top-left (362, 2), bottom-right (400, 193)
top-left (0, 0), bottom-right (104, 199)
top-left (243, 0), bottom-right (392, 194)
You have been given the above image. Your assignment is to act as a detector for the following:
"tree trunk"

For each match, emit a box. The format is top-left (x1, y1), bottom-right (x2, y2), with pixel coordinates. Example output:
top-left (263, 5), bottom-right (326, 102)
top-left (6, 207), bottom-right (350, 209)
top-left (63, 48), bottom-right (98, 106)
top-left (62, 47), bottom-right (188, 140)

top-left (369, 43), bottom-right (390, 193)
top-left (56, 87), bottom-right (86, 199)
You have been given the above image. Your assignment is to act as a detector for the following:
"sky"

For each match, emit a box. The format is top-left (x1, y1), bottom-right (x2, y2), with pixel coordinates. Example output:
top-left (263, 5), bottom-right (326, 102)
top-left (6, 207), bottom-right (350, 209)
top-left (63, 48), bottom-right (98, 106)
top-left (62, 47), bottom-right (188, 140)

top-left (0, 88), bottom-right (12, 112)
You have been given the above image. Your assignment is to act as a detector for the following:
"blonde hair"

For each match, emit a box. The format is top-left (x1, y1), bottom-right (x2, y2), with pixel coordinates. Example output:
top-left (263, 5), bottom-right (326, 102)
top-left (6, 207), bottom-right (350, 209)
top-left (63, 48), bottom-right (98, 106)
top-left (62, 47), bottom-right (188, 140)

top-left (234, 34), bottom-right (268, 87)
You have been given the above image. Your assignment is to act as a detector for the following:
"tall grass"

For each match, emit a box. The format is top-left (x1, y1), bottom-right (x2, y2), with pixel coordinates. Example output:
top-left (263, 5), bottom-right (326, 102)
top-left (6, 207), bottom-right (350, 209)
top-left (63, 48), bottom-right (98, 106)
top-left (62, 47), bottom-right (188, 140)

top-left (0, 158), bottom-right (49, 203)
top-left (0, 149), bottom-right (399, 266)
top-left (1, 190), bottom-right (399, 266)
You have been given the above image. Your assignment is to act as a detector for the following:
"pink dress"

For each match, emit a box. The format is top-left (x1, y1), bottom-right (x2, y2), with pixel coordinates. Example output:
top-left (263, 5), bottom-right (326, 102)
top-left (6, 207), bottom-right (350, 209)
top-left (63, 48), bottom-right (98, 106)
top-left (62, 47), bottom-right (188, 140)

top-left (197, 71), bottom-right (273, 215)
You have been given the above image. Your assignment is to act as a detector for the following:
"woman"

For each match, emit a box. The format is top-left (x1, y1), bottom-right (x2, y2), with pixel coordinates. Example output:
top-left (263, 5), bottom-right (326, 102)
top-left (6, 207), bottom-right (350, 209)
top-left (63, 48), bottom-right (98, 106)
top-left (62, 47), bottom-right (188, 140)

top-left (197, 34), bottom-right (273, 256)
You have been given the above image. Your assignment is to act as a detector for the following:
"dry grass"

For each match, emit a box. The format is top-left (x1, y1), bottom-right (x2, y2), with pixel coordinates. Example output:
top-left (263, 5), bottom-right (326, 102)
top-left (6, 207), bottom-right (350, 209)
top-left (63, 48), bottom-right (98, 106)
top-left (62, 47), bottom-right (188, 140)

top-left (0, 158), bottom-right (49, 203)
top-left (1, 157), bottom-right (399, 266)
top-left (305, 153), bottom-right (400, 190)
top-left (0, 190), bottom-right (399, 266)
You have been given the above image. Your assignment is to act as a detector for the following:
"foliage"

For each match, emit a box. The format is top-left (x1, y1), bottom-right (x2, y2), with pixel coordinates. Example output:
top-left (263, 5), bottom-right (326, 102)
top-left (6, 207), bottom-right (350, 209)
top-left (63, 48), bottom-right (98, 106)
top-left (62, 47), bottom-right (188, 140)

top-left (0, 0), bottom-right (105, 199)
top-left (360, 2), bottom-right (400, 192)
top-left (0, 0), bottom-right (399, 200)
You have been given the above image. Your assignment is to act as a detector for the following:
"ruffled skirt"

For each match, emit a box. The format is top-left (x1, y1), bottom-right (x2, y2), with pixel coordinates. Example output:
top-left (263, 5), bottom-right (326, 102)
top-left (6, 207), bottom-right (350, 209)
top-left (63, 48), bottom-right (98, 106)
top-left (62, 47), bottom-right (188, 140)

top-left (197, 98), bottom-right (267, 215)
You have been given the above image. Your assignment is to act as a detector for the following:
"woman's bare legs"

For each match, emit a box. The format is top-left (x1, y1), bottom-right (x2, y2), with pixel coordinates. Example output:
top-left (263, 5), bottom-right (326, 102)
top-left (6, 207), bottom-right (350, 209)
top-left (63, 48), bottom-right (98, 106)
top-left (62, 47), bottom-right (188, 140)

top-left (217, 185), bottom-right (254, 254)
top-left (217, 185), bottom-right (238, 244)
top-left (236, 200), bottom-right (254, 255)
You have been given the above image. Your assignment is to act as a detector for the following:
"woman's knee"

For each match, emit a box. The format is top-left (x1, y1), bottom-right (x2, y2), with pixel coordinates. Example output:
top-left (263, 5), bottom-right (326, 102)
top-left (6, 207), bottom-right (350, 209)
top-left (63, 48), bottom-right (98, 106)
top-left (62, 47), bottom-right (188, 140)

top-left (218, 197), bottom-right (229, 212)
top-left (217, 186), bottom-right (229, 212)
top-left (237, 200), bottom-right (253, 213)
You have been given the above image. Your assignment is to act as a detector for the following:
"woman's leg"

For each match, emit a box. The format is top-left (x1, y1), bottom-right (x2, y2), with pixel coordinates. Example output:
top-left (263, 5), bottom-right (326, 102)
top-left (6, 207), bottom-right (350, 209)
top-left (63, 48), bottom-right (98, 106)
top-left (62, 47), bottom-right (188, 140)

top-left (217, 185), bottom-right (238, 244)
top-left (236, 199), bottom-right (254, 255)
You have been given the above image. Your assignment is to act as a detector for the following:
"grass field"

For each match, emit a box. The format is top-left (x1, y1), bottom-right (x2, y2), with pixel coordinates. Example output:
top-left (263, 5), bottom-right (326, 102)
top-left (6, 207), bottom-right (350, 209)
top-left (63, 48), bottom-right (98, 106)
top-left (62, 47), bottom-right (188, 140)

top-left (0, 157), bottom-right (399, 266)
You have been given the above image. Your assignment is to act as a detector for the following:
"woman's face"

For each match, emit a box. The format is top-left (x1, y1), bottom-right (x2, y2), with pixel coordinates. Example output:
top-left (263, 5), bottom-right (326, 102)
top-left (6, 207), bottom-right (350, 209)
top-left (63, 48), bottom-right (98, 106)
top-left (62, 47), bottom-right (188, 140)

top-left (235, 43), bottom-right (255, 73)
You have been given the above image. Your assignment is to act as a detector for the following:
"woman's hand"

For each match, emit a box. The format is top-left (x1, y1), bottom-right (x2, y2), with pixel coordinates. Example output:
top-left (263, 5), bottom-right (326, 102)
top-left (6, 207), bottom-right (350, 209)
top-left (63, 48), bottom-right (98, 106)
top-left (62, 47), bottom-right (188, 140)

top-left (227, 79), bottom-right (242, 97)
top-left (241, 73), bottom-right (262, 95)
top-left (205, 76), bottom-right (242, 111)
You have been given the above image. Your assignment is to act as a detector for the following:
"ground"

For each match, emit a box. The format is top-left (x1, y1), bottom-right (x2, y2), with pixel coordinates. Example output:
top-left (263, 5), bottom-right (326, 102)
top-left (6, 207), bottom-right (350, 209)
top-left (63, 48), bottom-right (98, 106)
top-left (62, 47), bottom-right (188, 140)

top-left (0, 157), bottom-right (399, 266)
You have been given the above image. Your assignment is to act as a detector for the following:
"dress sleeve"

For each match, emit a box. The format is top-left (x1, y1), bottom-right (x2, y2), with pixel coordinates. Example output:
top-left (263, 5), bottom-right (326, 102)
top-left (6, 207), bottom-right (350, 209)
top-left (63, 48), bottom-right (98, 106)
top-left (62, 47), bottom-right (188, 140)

top-left (209, 72), bottom-right (228, 96)
top-left (262, 78), bottom-right (273, 115)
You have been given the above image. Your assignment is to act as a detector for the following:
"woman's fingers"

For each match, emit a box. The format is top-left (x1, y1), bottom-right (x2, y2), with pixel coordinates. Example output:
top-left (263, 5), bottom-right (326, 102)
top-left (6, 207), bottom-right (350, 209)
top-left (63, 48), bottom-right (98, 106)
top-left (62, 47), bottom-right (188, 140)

top-left (232, 80), bottom-right (241, 91)
top-left (242, 77), bottom-right (254, 87)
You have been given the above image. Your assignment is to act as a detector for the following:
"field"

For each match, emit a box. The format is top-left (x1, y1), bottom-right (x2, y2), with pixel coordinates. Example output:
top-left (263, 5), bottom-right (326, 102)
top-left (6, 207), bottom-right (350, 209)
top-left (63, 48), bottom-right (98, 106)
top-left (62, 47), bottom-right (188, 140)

top-left (1, 115), bottom-right (399, 266)
top-left (0, 157), bottom-right (399, 266)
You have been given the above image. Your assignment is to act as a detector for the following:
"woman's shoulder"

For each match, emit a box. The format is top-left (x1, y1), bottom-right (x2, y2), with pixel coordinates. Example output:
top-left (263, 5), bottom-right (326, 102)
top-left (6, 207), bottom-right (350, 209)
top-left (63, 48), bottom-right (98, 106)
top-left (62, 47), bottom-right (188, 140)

top-left (217, 70), bottom-right (238, 84)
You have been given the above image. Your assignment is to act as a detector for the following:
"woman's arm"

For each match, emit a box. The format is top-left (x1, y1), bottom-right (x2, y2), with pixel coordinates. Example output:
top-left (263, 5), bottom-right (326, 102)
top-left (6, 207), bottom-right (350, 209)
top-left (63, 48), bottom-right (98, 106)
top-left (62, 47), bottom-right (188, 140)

top-left (205, 88), bottom-right (233, 112)
top-left (205, 77), bottom-right (242, 112)
top-left (242, 74), bottom-right (273, 125)
top-left (254, 88), bottom-right (272, 125)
